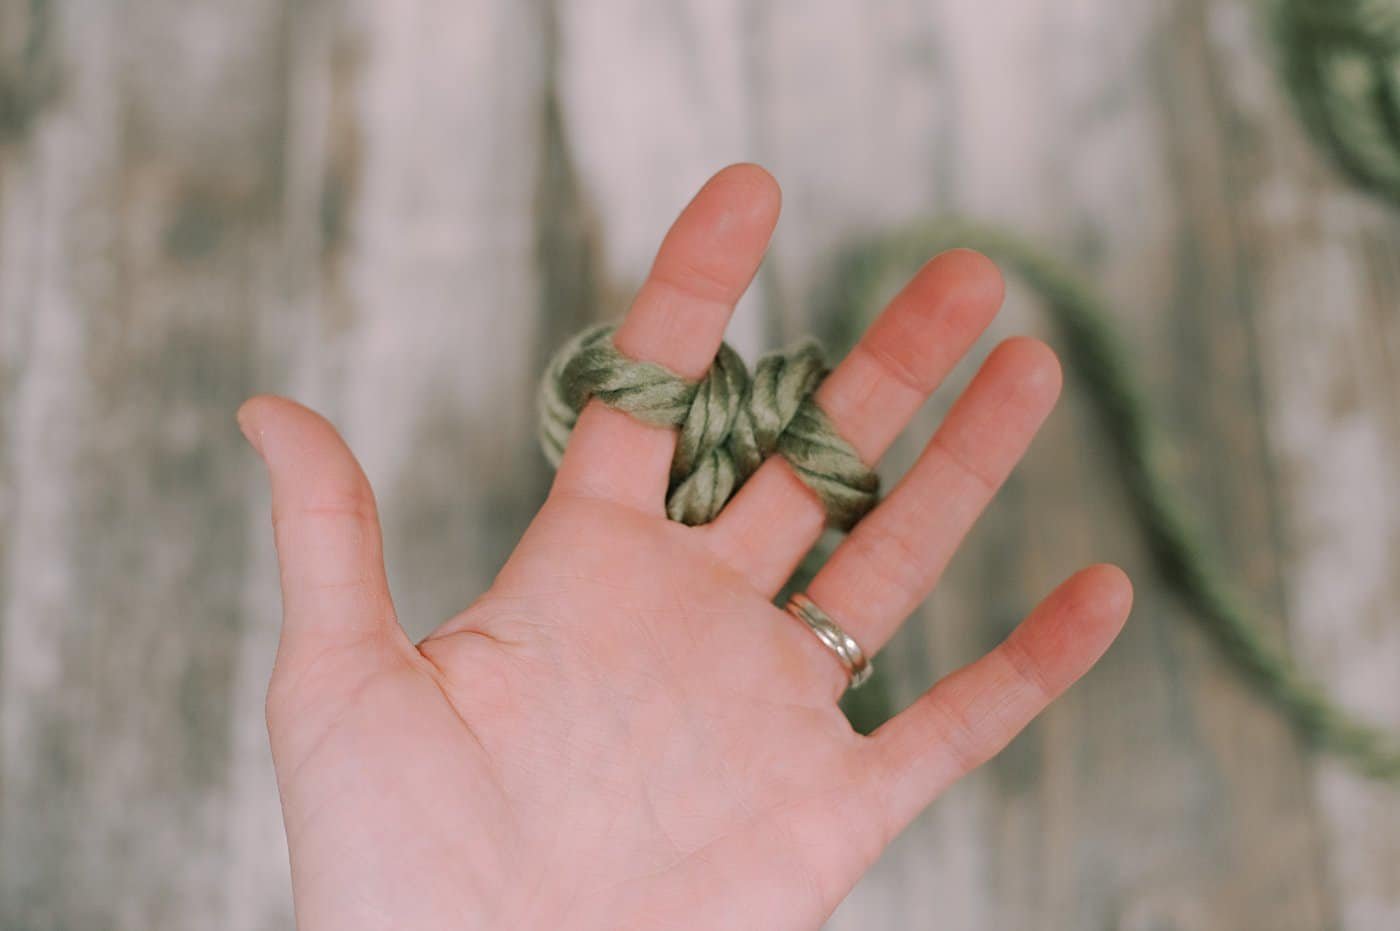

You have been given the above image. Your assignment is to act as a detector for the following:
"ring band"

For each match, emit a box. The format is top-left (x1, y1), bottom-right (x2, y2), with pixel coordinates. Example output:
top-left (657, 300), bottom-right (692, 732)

top-left (784, 593), bottom-right (872, 690)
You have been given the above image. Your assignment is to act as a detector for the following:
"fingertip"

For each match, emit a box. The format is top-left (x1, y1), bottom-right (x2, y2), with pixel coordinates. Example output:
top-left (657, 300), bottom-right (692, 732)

top-left (1082, 562), bottom-right (1134, 620)
top-left (929, 248), bottom-right (1005, 306)
top-left (992, 336), bottom-right (1064, 402)
top-left (237, 395), bottom-right (275, 458)
top-left (1019, 563), bottom-right (1133, 673)
top-left (238, 396), bottom-right (307, 463)
top-left (710, 162), bottom-right (782, 219)
top-left (682, 164), bottom-right (780, 249)
top-left (238, 394), bottom-right (300, 430)
top-left (236, 397), bottom-right (363, 496)
top-left (884, 250), bottom-right (1005, 355)
top-left (1047, 564), bottom-right (1132, 663)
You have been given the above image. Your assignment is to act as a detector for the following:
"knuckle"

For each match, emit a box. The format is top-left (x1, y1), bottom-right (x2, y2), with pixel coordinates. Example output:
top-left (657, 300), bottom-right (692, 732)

top-left (272, 477), bottom-right (378, 531)
top-left (843, 522), bottom-right (928, 596)
top-left (997, 634), bottom-right (1054, 702)
top-left (651, 257), bottom-right (739, 305)
top-left (921, 695), bottom-right (990, 776)
top-left (857, 337), bottom-right (939, 396)
top-left (928, 431), bottom-right (999, 495)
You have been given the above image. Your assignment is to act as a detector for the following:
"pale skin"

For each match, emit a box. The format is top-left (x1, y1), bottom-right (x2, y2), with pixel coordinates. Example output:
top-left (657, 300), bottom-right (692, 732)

top-left (238, 164), bottom-right (1133, 930)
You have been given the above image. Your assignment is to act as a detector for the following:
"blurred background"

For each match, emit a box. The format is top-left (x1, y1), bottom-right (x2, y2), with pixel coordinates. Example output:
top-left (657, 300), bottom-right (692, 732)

top-left (2, 1), bottom-right (1399, 928)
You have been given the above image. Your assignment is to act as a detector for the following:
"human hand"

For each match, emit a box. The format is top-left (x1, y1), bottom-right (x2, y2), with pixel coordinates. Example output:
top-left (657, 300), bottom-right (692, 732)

top-left (238, 164), bottom-right (1131, 930)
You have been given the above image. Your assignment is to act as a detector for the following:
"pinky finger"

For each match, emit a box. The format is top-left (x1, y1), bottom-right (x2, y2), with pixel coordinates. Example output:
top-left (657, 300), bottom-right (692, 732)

top-left (863, 564), bottom-right (1132, 834)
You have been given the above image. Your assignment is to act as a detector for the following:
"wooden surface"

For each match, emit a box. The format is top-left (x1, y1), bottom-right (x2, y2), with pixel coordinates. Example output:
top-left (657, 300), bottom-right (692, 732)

top-left (2, 1), bottom-right (1398, 928)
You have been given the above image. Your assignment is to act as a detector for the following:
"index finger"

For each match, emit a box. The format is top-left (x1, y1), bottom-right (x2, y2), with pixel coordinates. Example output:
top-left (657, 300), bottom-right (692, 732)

top-left (549, 163), bottom-right (782, 514)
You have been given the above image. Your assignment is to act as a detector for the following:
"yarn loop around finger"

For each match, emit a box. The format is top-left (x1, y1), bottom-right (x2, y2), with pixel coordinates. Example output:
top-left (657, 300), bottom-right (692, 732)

top-left (539, 323), bottom-right (879, 529)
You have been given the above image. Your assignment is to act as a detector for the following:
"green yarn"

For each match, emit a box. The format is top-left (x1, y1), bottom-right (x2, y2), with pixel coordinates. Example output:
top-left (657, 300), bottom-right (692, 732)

top-left (1274, 0), bottom-right (1400, 202)
top-left (538, 323), bottom-right (879, 529)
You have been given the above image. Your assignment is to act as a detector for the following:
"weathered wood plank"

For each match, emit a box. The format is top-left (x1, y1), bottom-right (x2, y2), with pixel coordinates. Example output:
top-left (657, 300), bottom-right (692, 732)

top-left (224, 2), bottom-right (345, 925)
top-left (1037, 0), bottom-right (1335, 925)
top-left (1204, 1), bottom-right (1400, 926)
top-left (1, 2), bottom-right (291, 927)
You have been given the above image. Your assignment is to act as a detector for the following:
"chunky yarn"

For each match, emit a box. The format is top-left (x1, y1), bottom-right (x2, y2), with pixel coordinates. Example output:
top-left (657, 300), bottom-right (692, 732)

top-left (538, 323), bottom-right (879, 529)
top-left (1275, 0), bottom-right (1400, 202)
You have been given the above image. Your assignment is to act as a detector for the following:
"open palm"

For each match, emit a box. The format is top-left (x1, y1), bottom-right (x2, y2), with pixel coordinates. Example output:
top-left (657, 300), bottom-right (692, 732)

top-left (239, 165), bottom-right (1131, 931)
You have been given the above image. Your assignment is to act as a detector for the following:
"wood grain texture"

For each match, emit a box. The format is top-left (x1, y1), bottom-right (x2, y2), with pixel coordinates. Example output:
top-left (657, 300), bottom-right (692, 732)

top-left (1204, 4), bottom-right (1400, 926)
top-left (1, 1), bottom-right (1396, 928)
top-left (2, 2), bottom-right (289, 927)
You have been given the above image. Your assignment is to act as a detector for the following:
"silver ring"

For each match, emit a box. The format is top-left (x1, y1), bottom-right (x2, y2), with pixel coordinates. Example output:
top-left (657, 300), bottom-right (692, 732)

top-left (784, 593), bottom-right (872, 690)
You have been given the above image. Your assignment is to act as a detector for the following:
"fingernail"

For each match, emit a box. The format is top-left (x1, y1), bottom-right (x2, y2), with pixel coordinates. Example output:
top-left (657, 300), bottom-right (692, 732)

top-left (236, 403), bottom-right (265, 459)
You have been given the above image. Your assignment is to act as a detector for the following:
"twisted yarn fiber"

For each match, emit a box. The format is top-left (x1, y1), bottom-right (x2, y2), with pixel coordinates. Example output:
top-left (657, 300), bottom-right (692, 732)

top-left (1276, 0), bottom-right (1400, 202)
top-left (538, 323), bottom-right (879, 530)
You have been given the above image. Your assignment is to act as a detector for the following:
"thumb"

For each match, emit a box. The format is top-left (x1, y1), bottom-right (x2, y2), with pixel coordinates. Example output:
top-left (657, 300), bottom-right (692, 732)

top-left (238, 395), bottom-right (407, 663)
